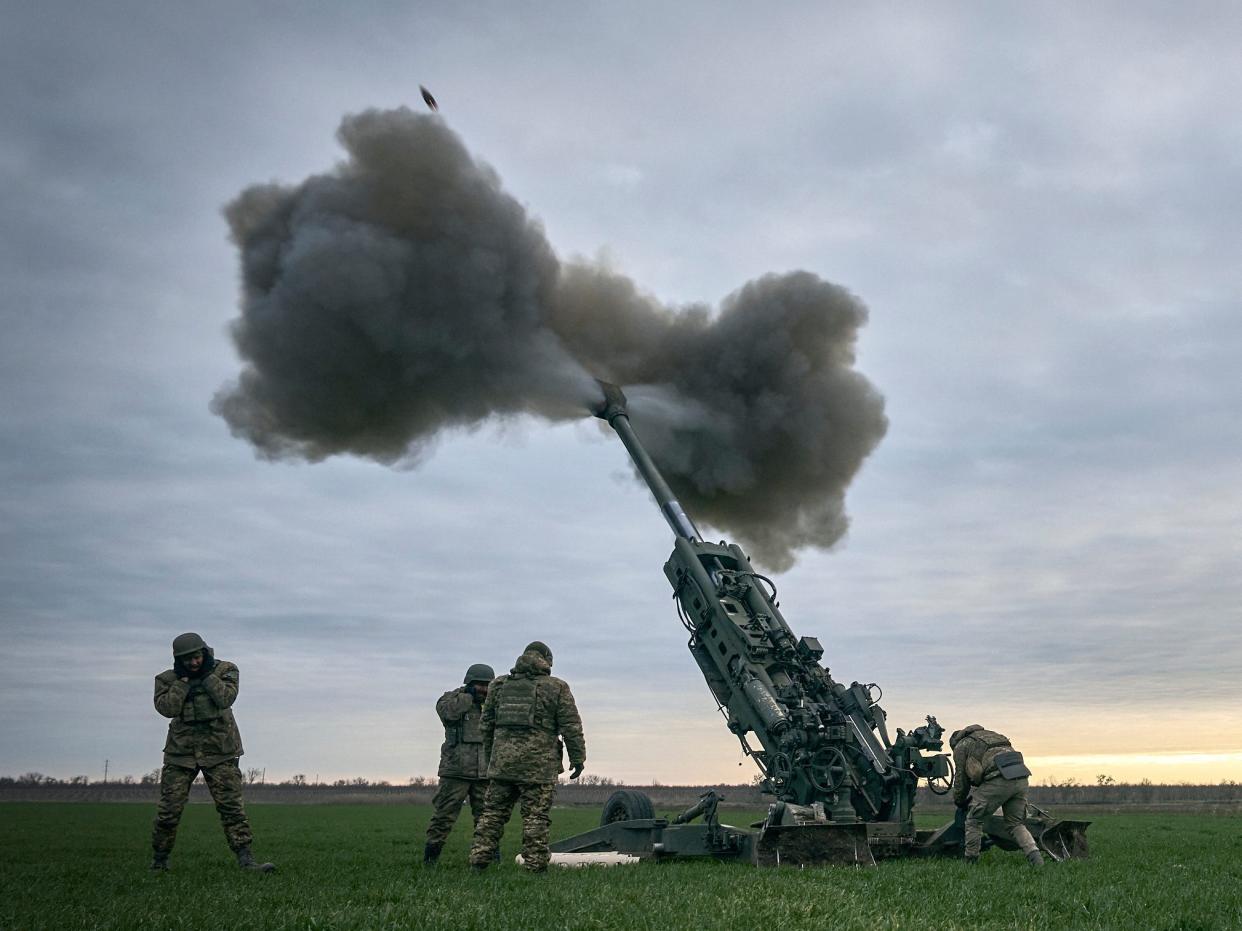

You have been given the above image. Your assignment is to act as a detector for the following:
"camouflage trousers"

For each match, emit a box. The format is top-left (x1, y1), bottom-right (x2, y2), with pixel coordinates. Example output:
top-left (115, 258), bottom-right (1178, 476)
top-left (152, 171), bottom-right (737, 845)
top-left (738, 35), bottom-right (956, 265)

top-left (468, 780), bottom-right (556, 871)
top-left (425, 777), bottom-right (488, 846)
top-left (965, 775), bottom-right (1038, 858)
top-left (151, 759), bottom-right (253, 855)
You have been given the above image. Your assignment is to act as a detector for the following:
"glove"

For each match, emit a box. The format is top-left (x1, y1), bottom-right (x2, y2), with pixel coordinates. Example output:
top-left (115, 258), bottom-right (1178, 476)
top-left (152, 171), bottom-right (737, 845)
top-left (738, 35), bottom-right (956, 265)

top-left (956, 796), bottom-right (971, 810)
top-left (569, 763), bottom-right (584, 780)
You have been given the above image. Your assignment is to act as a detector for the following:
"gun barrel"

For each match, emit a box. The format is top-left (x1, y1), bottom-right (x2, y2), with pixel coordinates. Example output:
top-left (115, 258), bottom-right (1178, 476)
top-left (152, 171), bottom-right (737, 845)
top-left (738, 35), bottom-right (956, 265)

top-left (594, 381), bottom-right (701, 541)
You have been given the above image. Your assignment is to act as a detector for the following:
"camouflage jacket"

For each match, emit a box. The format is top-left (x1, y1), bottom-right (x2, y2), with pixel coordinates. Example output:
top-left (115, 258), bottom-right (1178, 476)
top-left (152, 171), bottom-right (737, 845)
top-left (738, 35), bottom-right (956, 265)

top-left (154, 660), bottom-right (244, 767)
top-left (951, 725), bottom-right (1016, 806)
top-left (436, 687), bottom-right (488, 780)
top-left (481, 651), bottom-right (586, 784)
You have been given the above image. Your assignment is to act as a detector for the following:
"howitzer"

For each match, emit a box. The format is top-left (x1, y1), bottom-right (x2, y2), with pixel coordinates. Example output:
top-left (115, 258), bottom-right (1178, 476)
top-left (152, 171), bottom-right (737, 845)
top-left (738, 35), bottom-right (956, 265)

top-left (550, 382), bottom-right (1089, 866)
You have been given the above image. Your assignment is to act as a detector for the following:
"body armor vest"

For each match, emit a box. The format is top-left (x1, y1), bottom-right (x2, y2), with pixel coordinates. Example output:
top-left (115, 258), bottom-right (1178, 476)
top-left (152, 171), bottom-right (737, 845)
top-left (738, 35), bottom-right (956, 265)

top-left (496, 676), bottom-right (540, 728)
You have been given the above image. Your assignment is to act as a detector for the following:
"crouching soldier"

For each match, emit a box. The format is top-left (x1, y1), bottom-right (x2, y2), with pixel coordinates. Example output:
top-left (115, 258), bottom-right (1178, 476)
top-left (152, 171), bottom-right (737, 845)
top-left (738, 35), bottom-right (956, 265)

top-left (469, 641), bottom-right (586, 873)
top-left (423, 663), bottom-right (495, 865)
top-left (150, 632), bottom-right (274, 872)
top-left (950, 724), bottom-right (1044, 867)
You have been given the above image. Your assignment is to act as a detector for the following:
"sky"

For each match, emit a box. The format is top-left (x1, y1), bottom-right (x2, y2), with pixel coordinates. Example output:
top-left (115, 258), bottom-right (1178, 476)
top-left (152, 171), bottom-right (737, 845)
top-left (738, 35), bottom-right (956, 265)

top-left (2, 1), bottom-right (1239, 788)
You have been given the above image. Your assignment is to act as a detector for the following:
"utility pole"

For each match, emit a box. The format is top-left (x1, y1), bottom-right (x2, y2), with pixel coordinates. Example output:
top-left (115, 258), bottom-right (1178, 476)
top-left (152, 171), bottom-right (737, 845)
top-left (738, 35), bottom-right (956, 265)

top-left (103, 759), bottom-right (109, 784)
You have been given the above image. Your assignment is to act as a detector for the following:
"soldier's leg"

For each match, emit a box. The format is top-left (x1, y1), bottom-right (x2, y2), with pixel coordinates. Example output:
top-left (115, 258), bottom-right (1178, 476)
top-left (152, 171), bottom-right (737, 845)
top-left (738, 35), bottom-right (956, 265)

top-left (998, 778), bottom-right (1041, 858)
top-left (469, 780), bottom-right (520, 867)
top-left (517, 782), bottom-right (556, 872)
top-left (964, 779), bottom-right (1006, 859)
top-left (425, 777), bottom-right (471, 847)
top-left (466, 781), bottom-right (499, 862)
top-left (202, 759), bottom-right (253, 852)
top-left (466, 780), bottom-right (488, 829)
top-left (151, 763), bottom-right (196, 861)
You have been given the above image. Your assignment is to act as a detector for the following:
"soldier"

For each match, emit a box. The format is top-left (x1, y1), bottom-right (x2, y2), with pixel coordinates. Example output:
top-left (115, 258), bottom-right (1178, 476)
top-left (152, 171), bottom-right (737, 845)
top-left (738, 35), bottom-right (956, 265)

top-left (468, 641), bottom-right (586, 873)
top-left (950, 724), bottom-right (1044, 867)
top-left (423, 662), bottom-right (495, 865)
top-left (149, 632), bottom-right (274, 872)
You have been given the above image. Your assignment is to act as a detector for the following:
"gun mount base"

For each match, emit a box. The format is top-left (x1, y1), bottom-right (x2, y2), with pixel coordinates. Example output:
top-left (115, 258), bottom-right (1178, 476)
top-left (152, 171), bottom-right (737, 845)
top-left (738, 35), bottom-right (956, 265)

top-left (755, 823), bottom-right (875, 867)
top-left (551, 792), bottom-right (1090, 868)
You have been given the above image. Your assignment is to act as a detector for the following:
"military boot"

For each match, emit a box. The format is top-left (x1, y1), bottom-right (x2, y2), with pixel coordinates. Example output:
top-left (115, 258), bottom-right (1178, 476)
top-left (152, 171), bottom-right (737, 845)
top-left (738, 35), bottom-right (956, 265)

top-left (423, 842), bottom-right (443, 865)
top-left (963, 855), bottom-right (979, 866)
top-left (1026, 849), bottom-right (1045, 868)
top-left (150, 851), bottom-right (170, 872)
top-left (236, 846), bottom-right (276, 872)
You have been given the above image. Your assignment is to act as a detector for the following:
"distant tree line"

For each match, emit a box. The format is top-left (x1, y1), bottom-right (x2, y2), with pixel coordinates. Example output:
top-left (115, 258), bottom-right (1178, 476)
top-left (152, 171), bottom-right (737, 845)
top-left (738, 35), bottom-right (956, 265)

top-left (2, 771), bottom-right (1237, 807)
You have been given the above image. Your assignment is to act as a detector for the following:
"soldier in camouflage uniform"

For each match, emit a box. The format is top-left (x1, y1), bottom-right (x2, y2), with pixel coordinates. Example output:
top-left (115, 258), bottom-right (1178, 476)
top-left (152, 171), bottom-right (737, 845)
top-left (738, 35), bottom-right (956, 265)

top-left (423, 662), bottom-right (495, 865)
top-left (149, 632), bottom-right (274, 872)
top-left (950, 724), bottom-right (1044, 867)
top-left (469, 641), bottom-right (586, 873)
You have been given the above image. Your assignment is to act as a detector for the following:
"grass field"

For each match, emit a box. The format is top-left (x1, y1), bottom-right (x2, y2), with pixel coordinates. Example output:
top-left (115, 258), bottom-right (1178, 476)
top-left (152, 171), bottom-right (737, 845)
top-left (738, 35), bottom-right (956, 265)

top-left (2, 803), bottom-right (1239, 930)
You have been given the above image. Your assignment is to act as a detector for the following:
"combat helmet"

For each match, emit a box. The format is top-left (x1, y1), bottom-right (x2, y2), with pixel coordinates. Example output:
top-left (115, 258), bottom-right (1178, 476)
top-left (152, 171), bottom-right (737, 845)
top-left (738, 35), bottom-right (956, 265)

top-left (949, 725), bottom-right (982, 749)
top-left (172, 632), bottom-right (207, 657)
top-left (463, 663), bottom-right (495, 685)
top-left (523, 641), bottom-right (552, 663)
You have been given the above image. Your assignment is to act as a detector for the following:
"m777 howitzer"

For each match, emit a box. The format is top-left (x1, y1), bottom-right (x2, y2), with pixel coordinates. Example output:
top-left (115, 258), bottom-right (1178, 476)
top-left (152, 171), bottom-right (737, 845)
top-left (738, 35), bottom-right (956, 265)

top-left (550, 382), bottom-right (1089, 867)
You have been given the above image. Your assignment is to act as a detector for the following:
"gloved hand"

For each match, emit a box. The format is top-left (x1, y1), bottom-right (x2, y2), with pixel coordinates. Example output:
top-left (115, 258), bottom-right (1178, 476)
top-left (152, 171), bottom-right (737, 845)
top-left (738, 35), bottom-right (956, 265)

top-left (956, 796), bottom-right (971, 810)
top-left (569, 763), bottom-right (584, 780)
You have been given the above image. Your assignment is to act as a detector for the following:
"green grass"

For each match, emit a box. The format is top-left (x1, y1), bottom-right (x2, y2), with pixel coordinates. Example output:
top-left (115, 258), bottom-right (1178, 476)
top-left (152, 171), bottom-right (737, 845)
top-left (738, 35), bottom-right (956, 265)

top-left (2, 803), bottom-right (1239, 930)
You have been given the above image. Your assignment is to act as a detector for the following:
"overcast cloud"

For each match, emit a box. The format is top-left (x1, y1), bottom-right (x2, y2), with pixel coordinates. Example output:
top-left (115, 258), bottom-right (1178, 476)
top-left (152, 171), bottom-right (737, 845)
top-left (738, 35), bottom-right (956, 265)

top-left (1, 1), bottom-right (1239, 786)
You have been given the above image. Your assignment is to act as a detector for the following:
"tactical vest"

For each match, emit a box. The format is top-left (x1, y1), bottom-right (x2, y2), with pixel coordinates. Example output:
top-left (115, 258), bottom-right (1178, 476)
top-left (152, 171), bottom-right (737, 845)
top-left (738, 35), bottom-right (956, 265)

top-left (435, 689), bottom-right (486, 779)
top-left (973, 730), bottom-right (1010, 751)
top-left (445, 705), bottom-right (484, 745)
top-left (963, 729), bottom-right (1016, 785)
top-left (180, 685), bottom-right (224, 723)
top-left (495, 676), bottom-right (541, 729)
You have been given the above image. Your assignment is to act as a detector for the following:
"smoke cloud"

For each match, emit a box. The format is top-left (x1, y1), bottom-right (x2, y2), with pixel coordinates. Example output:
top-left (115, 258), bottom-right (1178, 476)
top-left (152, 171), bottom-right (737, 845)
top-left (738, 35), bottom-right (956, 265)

top-left (213, 108), bottom-right (887, 569)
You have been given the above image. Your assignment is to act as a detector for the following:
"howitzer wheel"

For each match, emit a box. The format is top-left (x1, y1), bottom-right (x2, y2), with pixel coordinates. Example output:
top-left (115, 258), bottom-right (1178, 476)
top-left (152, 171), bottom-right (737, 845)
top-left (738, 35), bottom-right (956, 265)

top-left (601, 790), bottom-right (655, 825)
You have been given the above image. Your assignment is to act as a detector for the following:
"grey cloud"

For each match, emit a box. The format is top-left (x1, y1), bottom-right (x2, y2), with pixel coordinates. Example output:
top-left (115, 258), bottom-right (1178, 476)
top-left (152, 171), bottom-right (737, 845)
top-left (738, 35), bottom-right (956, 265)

top-left (214, 109), bottom-right (887, 568)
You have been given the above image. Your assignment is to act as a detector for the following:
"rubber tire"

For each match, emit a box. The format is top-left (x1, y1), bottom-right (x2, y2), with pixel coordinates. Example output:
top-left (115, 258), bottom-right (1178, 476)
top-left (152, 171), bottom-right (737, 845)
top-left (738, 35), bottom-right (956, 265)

top-left (600, 789), bottom-right (655, 825)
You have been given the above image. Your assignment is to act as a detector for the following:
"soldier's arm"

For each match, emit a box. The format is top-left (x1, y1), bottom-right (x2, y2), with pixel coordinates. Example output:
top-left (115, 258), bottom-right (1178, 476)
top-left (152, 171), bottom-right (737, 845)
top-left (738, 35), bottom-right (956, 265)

top-left (556, 682), bottom-right (586, 767)
top-left (480, 684), bottom-right (498, 761)
top-left (435, 689), bottom-right (473, 725)
top-left (201, 662), bottom-right (240, 709)
top-left (153, 674), bottom-right (189, 718)
top-left (951, 742), bottom-right (970, 807)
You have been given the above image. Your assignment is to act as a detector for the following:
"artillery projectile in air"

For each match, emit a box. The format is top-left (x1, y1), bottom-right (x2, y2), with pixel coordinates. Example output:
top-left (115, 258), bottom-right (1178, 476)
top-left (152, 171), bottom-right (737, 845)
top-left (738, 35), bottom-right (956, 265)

top-left (419, 85), bottom-right (438, 111)
top-left (549, 382), bottom-right (1089, 867)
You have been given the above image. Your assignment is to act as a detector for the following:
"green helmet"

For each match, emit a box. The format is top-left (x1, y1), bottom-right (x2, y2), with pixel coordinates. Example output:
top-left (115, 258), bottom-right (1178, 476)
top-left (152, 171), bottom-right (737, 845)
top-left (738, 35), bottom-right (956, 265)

top-left (172, 632), bottom-right (207, 657)
top-left (463, 663), bottom-right (495, 685)
top-left (949, 725), bottom-right (981, 749)
top-left (523, 641), bottom-right (552, 662)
